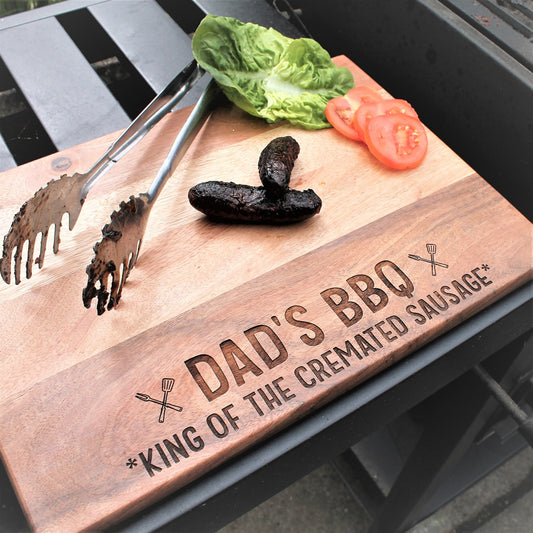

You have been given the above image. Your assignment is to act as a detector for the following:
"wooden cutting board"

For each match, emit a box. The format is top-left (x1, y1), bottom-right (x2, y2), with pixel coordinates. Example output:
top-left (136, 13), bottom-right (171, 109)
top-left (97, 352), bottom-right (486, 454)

top-left (0, 56), bottom-right (531, 532)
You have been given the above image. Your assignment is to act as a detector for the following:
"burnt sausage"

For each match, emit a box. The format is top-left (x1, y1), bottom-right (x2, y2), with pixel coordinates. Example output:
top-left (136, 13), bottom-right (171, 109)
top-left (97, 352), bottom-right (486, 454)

top-left (188, 181), bottom-right (321, 224)
top-left (258, 136), bottom-right (300, 197)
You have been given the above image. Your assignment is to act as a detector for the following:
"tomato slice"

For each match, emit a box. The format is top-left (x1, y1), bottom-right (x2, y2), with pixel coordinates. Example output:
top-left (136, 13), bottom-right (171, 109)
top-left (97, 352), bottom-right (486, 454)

top-left (365, 114), bottom-right (428, 170)
top-left (354, 99), bottom-right (418, 142)
top-left (345, 86), bottom-right (383, 107)
top-left (325, 96), bottom-right (360, 140)
top-left (325, 86), bottom-right (383, 141)
top-left (327, 90), bottom-right (427, 169)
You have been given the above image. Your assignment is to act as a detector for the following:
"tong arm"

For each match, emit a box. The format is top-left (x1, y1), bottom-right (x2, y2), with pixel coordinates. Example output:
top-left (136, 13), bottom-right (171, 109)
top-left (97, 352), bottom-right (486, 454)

top-left (82, 60), bottom-right (205, 195)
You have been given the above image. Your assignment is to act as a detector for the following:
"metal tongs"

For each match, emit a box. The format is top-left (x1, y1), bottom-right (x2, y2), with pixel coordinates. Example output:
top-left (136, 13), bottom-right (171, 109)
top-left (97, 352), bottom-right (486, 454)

top-left (82, 79), bottom-right (220, 315)
top-left (0, 60), bottom-right (204, 285)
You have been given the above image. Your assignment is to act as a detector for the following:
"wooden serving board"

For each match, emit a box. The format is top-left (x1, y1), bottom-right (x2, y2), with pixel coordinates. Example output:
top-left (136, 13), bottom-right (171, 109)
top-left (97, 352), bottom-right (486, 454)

top-left (0, 56), bottom-right (531, 532)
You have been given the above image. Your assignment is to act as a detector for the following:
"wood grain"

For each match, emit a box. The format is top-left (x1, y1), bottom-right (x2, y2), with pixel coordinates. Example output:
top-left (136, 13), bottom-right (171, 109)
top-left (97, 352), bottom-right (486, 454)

top-left (0, 58), bottom-right (472, 404)
top-left (0, 56), bottom-right (531, 532)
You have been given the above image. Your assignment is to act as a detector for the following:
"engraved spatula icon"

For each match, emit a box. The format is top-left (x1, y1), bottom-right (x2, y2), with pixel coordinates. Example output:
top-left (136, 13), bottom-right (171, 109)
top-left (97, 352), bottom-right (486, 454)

top-left (159, 378), bottom-right (175, 423)
top-left (427, 243), bottom-right (437, 276)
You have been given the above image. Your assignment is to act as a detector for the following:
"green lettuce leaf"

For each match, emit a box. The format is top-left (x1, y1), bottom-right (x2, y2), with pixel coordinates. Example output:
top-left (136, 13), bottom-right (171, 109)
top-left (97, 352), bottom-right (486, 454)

top-left (192, 15), bottom-right (354, 129)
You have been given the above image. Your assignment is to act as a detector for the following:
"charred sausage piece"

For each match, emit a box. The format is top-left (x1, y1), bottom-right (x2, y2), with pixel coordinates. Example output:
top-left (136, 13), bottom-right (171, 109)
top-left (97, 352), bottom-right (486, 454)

top-left (188, 181), bottom-right (321, 224)
top-left (258, 136), bottom-right (300, 197)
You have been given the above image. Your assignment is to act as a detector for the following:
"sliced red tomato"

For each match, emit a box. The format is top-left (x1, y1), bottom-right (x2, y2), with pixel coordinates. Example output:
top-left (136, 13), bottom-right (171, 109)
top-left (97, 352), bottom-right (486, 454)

top-left (354, 99), bottom-right (418, 142)
top-left (345, 86), bottom-right (383, 107)
top-left (325, 86), bottom-right (383, 141)
top-left (325, 96), bottom-right (360, 140)
top-left (365, 114), bottom-right (428, 170)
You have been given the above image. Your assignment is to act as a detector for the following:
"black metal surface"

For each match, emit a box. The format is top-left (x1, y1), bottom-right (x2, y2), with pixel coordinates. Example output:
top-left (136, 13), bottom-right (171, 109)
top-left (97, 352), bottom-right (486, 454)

top-left (191, 0), bottom-right (303, 38)
top-left (0, 56), bottom-right (56, 166)
top-left (367, 333), bottom-right (532, 533)
top-left (441, 0), bottom-right (533, 70)
top-left (341, 403), bottom-right (530, 528)
top-left (0, 1), bottom-right (532, 532)
top-left (57, 8), bottom-right (156, 121)
top-left (331, 449), bottom-right (386, 519)
top-left (420, 423), bottom-right (529, 525)
top-left (474, 363), bottom-right (533, 447)
top-left (338, 334), bottom-right (533, 527)
top-left (294, 0), bottom-right (533, 222)
top-left (0, 0), bottom-right (303, 171)
top-left (0, 14), bottom-right (130, 151)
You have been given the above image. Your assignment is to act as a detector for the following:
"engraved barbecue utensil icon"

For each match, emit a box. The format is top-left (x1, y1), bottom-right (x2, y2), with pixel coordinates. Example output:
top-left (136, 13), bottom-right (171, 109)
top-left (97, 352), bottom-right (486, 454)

top-left (408, 243), bottom-right (448, 275)
top-left (135, 378), bottom-right (182, 423)
top-left (135, 393), bottom-right (183, 412)
top-left (159, 378), bottom-right (175, 423)
top-left (426, 243), bottom-right (437, 276)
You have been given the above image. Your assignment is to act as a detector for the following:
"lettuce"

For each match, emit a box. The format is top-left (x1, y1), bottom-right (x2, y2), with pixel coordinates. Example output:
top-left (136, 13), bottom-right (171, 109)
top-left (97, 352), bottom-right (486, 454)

top-left (192, 15), bottom-right (354, 129)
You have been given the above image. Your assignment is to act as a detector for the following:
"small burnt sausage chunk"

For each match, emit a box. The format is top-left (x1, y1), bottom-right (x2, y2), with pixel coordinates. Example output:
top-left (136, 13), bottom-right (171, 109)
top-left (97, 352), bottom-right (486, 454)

top-left (188, 181), bottom-right (321, 224)
top-left (258, 136), bottom-right (300, 197)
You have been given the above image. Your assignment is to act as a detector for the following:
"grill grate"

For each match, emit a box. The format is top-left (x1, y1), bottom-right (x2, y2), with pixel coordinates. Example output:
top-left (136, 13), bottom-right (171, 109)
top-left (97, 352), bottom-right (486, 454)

top-left (57, 8), bottom-right (157, 121)
top-left (439, 0), bottom-right (533, 71)
top-left (0, 56), bottom-right (56, 165)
